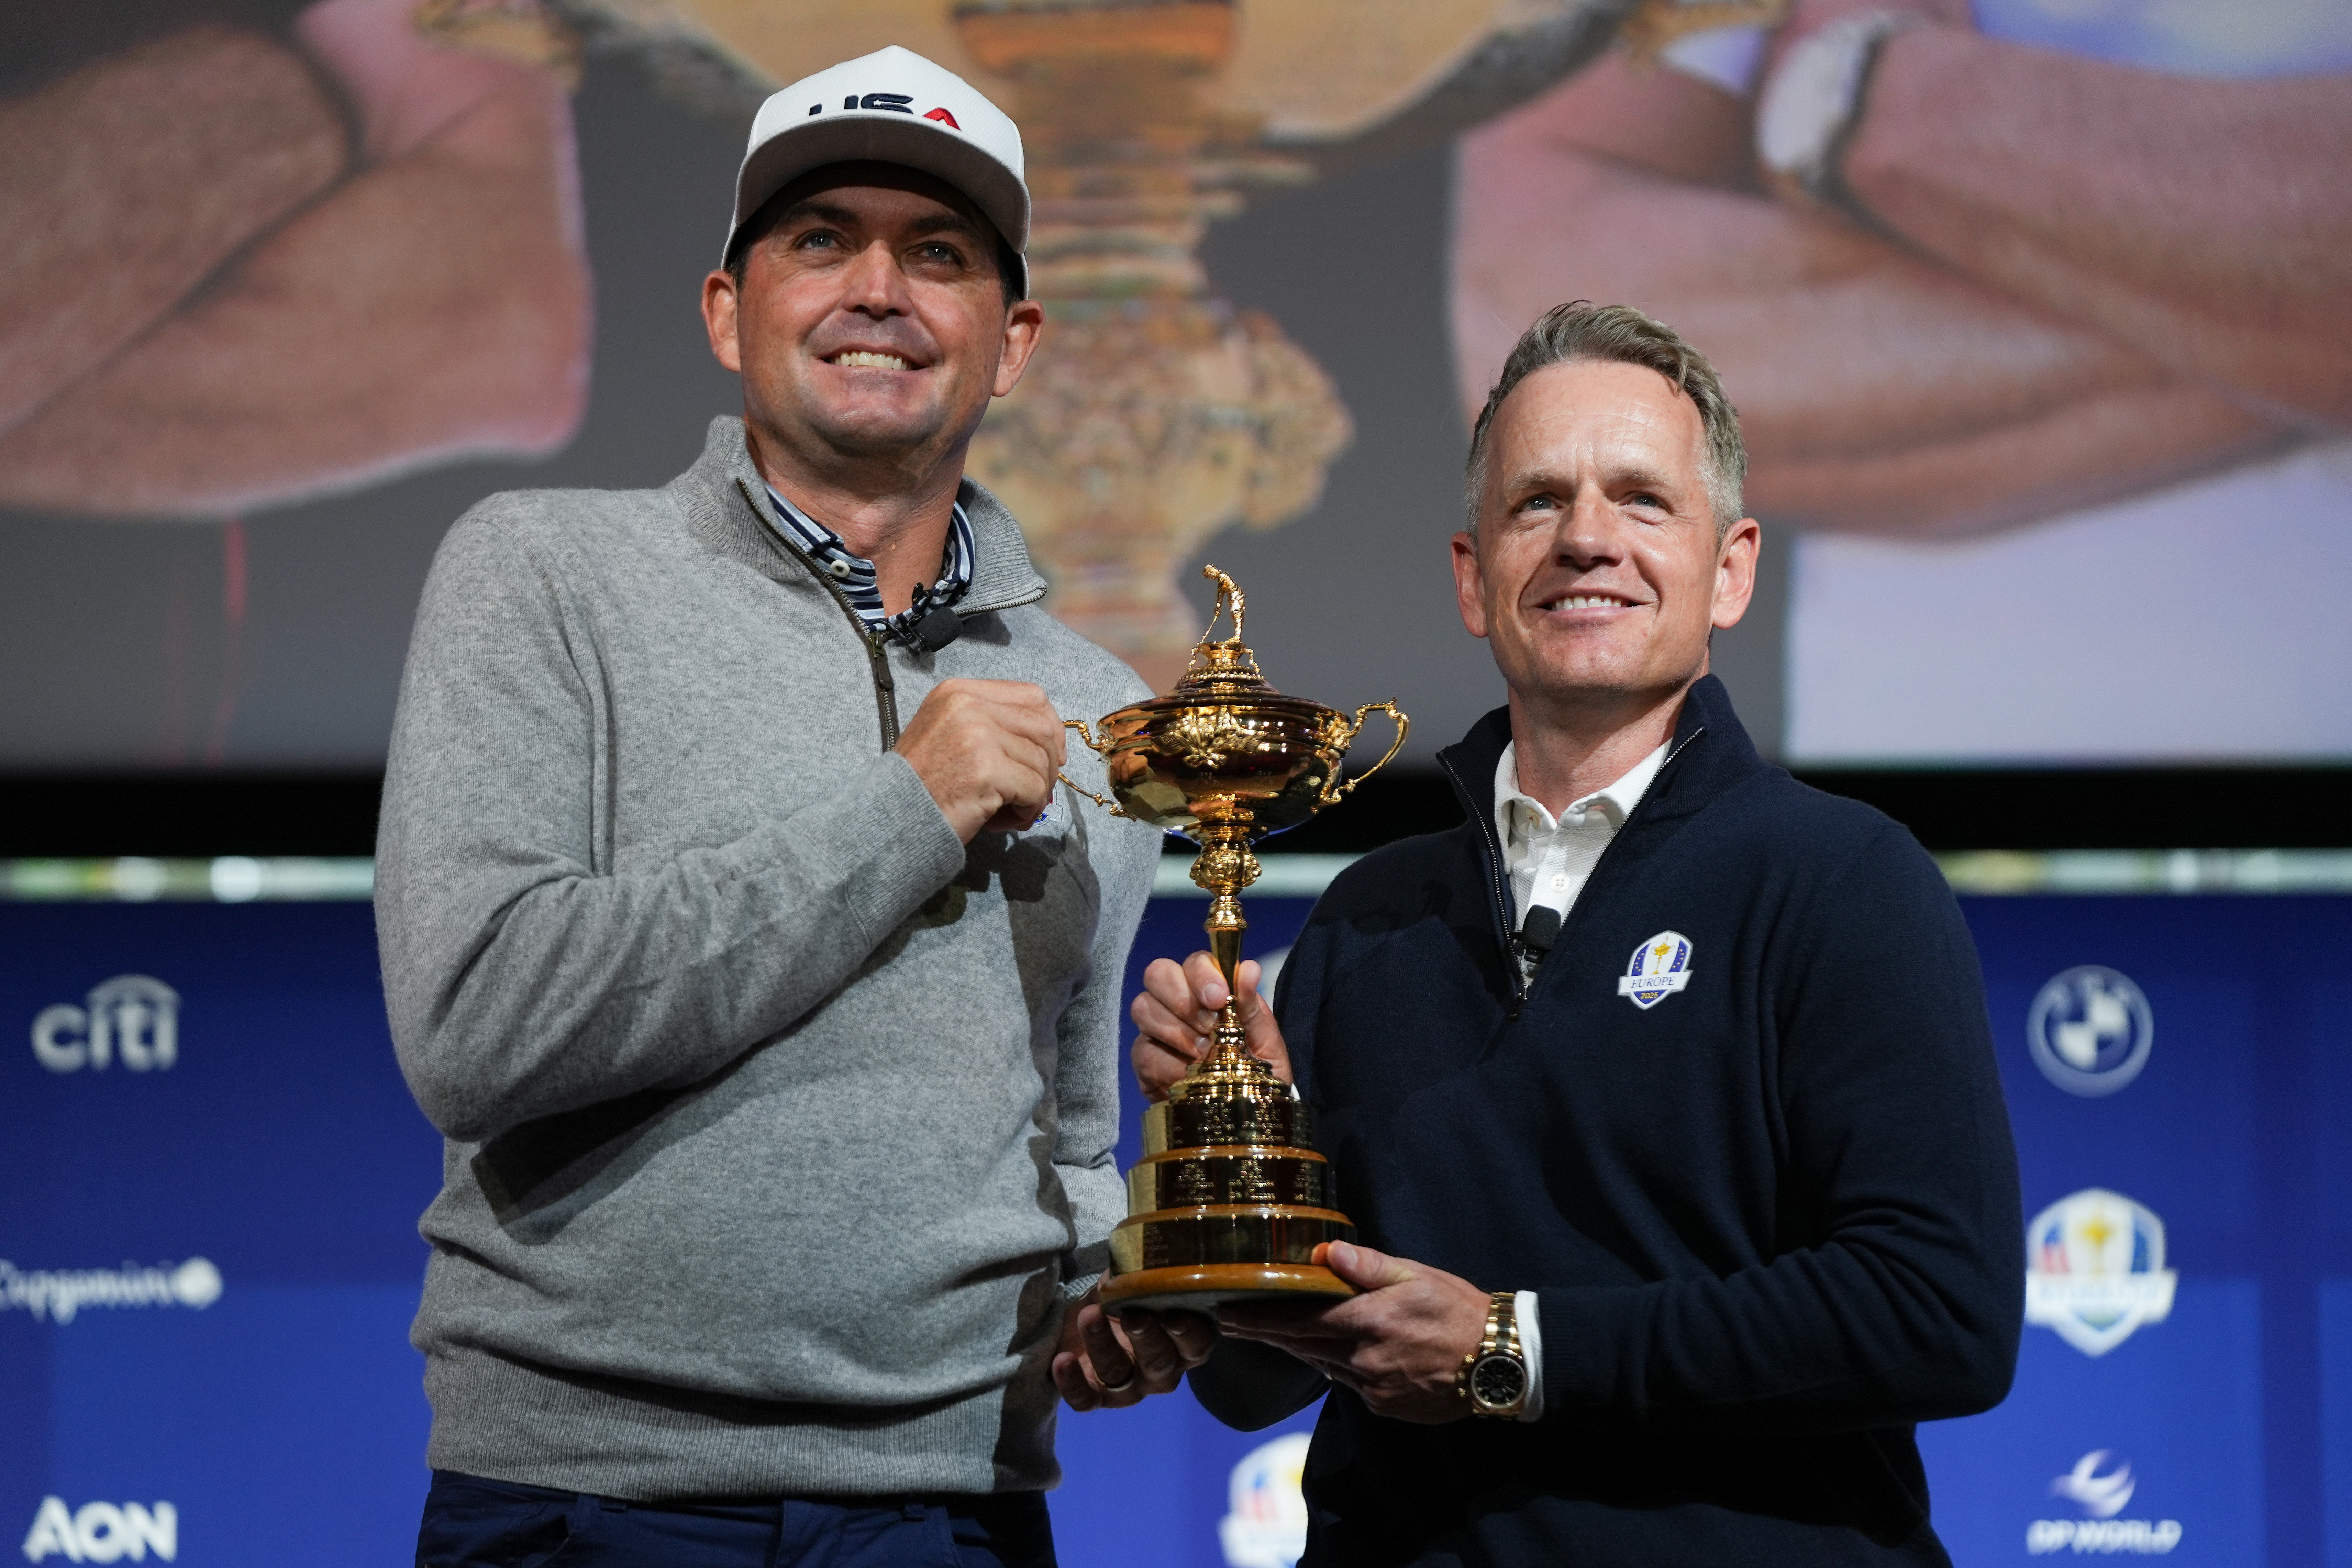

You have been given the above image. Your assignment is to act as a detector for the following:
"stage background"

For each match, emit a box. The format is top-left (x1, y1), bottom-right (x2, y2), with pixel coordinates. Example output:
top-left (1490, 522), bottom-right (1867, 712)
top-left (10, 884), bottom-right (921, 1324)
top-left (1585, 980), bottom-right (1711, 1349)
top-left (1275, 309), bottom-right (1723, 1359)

top-left (8, 880), bottom-right (2351, 1566)
top-left (6, 2), bottom-right (2350, 1564)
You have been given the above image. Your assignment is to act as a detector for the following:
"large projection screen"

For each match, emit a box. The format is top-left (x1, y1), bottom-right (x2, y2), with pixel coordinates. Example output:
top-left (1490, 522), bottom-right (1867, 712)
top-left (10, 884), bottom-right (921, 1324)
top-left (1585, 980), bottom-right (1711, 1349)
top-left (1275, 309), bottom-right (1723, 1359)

top-left (0, 0), bottom-right (2345, 769)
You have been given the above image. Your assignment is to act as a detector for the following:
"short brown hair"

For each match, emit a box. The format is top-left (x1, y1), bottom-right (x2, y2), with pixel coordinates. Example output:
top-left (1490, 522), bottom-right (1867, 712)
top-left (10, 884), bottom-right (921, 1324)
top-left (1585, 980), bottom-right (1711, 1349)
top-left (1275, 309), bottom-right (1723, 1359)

top-left (1464, 301), bottom-right (1745, 533)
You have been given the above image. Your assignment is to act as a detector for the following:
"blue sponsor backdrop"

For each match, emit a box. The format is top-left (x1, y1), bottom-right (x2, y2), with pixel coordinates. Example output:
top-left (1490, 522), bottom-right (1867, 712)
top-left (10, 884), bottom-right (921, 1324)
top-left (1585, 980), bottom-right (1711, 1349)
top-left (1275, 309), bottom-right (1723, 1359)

top-left (4, 892), bottom-right (2349, 1566)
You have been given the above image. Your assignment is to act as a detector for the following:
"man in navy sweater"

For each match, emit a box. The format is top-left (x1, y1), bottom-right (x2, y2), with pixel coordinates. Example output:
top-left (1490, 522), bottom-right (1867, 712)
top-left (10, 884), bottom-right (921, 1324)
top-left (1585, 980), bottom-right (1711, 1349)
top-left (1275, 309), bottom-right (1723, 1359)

top-left (1131, 302), bottom-right (2022, 1565)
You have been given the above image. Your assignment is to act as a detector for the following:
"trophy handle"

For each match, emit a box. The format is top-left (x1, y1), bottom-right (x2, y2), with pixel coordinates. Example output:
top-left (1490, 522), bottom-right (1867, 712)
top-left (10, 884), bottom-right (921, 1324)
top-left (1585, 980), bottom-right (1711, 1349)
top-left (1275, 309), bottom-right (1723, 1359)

top-left (1059, 718), bottom-right (1130, 817)
top-left (1320, 702), bottom-right (1409, 807)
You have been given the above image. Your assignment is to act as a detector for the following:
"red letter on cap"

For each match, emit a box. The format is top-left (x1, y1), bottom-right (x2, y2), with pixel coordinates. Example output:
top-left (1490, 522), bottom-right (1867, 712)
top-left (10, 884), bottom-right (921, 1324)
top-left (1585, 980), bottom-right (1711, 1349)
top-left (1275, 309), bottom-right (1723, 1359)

top-left (923, 107), bottom-right (961, 129)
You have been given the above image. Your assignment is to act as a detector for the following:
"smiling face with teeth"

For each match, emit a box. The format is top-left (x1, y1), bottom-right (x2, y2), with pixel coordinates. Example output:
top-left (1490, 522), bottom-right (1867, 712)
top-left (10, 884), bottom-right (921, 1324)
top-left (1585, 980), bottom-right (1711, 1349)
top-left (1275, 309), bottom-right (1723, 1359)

top-left (1453, 358), bottom-right (1760, 800)
top-left (701, 162), bottom-right (1043, 558)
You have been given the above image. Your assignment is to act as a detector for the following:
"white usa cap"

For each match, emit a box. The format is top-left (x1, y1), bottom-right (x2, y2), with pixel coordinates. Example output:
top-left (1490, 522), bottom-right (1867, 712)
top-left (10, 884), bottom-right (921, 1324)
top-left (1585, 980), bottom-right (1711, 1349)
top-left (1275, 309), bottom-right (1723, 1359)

top-left (726, 45), bottom-right (1030, 297)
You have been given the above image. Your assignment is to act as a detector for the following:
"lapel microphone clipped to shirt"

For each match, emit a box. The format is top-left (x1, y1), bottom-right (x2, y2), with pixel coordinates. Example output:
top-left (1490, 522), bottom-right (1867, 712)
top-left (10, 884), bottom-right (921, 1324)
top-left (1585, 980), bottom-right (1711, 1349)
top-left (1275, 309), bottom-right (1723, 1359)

top-left (1516, 904), bottom-right (1563, 956)
top-left (906, 602), bottom-right (962, 654)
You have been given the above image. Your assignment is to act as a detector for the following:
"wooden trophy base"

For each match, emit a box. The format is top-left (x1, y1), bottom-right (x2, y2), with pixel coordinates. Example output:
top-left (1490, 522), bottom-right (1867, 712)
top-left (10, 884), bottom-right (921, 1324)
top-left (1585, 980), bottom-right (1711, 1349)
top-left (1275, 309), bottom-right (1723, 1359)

top-left (1097, 1261), bottom-right (1357, 1316)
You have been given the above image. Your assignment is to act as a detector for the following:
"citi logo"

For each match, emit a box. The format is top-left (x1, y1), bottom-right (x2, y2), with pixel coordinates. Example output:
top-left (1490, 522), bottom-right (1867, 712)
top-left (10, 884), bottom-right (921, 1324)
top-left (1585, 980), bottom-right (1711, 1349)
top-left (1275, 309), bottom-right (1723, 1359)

top-left (30, 977), bottom-right (178, 1074)
top-left (21, 1498), bottom-right (176, 1563)
top-left (0, 1259), bottom-right (221, 1325)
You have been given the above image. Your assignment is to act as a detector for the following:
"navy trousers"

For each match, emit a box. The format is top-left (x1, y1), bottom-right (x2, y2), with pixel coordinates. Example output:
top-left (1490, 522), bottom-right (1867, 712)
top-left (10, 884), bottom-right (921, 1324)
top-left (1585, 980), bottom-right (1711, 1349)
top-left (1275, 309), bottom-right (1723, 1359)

top-left (417, 1471), bottom-right (1058, 1568)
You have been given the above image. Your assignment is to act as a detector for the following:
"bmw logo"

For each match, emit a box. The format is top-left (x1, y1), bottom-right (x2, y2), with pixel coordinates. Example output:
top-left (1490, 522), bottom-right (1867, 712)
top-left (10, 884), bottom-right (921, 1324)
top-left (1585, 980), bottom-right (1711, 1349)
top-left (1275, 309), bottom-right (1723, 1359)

top-left (2028, 966), bottom-right (2154, 1097)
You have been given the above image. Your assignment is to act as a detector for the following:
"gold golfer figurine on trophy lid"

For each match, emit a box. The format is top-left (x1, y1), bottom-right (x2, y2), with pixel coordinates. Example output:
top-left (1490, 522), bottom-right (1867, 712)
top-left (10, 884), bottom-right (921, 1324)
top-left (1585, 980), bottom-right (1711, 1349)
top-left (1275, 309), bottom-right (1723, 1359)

top-left (1060, 565), bottom-right (1406, 1312)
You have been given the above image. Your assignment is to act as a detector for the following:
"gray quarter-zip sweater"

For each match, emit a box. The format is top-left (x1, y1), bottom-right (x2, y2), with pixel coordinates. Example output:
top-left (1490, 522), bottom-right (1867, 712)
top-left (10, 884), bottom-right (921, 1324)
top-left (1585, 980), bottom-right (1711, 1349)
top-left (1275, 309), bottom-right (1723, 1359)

top-left (376, 416), bottom-right (1160, 1501)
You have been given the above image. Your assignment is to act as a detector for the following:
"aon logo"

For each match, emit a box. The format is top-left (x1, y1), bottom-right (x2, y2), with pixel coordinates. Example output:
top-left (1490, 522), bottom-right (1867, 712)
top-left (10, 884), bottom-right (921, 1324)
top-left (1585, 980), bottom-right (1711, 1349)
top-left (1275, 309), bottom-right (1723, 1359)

top-left (21, 1499), bottom-right (175, 1563)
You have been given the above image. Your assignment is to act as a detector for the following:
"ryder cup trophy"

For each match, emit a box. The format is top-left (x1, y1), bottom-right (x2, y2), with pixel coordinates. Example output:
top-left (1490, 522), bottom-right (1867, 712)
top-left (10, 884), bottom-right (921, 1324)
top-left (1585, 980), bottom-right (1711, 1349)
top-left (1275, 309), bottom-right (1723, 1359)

top-left (1061, 566), bottom-right (1405, 1311)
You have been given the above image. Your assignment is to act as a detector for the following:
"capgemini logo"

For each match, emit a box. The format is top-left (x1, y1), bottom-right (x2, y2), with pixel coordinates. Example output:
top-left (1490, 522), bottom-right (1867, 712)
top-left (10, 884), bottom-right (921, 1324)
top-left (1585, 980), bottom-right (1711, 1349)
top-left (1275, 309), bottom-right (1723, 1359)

top-left (0, 1259), bottom-right (221, 1325)
top-left (30, 977), bottom-right (179, 1074)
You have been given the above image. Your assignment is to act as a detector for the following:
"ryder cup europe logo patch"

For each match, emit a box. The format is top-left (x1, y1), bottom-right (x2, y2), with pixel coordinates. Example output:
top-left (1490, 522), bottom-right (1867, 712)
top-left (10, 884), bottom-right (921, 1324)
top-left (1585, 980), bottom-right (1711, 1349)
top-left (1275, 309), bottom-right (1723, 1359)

top-left (1618, 931), bottom-right (1694, 1010)
top-left (2024, 1188), bottom-right (2177, 1357)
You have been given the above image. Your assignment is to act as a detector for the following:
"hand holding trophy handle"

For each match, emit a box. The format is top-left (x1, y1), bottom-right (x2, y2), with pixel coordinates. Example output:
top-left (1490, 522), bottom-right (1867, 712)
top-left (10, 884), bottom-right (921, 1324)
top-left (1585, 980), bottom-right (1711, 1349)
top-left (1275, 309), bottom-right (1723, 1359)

top-left (1318, 701), bottom-right (1409, 808)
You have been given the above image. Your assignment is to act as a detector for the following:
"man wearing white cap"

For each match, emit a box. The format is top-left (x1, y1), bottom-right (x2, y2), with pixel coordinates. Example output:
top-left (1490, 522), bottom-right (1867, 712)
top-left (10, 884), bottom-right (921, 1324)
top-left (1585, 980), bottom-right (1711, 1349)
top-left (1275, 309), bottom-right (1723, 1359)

top-left (377, 45), bottom-right (1206, 1567)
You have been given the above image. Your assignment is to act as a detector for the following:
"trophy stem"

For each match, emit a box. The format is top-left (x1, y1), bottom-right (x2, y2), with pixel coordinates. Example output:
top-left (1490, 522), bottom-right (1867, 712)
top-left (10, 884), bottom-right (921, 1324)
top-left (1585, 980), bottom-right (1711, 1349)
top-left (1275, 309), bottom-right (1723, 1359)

top-left (1190, 825), bottom-right (1261, 1068)
top-left (1207, 888), bottom-right (1245, 1057)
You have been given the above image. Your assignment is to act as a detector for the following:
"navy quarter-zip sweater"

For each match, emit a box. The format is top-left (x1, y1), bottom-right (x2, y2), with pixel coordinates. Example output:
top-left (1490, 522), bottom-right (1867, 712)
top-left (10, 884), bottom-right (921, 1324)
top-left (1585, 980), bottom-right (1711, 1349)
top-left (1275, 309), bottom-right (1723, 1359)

top-left (1190, 677), bottom-right (2023, 1567)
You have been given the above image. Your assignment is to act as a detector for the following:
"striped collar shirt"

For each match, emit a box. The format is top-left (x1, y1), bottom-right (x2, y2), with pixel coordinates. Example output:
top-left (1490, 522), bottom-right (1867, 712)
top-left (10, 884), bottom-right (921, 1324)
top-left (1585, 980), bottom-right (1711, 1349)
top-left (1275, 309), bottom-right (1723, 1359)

top-left (764, 485), bottom-right (975, 647)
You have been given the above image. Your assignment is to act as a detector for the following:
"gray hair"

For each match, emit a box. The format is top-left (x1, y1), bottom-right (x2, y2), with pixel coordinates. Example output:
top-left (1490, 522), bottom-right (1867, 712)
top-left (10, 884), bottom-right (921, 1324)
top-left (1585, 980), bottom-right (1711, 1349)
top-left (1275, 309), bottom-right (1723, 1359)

top-left (1463, 301), bottom-right (1746, 534)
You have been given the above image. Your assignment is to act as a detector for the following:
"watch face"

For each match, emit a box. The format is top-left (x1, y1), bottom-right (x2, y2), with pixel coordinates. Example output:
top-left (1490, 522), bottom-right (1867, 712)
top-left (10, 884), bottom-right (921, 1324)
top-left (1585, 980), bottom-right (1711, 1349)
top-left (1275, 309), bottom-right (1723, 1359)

top-left (1470, 1353), bottom-right (1526, 1411)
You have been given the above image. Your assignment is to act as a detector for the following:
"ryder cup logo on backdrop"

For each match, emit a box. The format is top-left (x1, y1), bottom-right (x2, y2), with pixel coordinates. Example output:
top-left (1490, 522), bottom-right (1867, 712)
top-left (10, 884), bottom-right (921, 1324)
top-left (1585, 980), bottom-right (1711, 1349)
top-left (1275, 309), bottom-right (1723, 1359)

top-left (1617, 932), bottom-right (1694, 1010)
top-left (2027, 1451), bottom-right (2182, 1555)
top-left (0, 1258), bottom-right (222, 1325)
top-left (1220, 1432), bottom-right (1310, 1568)
top-left (22, 1498), bottom-right (177, 1563)
top-left (30, 976), bottom-right (180, 1074)
top-left (2024, 1189), bottom-right (2176, 1356)
top-left (2028, 966), bottom-right (2152, 1096)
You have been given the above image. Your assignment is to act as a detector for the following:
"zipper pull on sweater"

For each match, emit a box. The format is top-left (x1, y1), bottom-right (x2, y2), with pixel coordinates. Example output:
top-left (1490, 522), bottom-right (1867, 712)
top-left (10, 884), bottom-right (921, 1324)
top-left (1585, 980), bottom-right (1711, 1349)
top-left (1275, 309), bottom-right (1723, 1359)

top-left (865, 636), bottom-right (900, 749)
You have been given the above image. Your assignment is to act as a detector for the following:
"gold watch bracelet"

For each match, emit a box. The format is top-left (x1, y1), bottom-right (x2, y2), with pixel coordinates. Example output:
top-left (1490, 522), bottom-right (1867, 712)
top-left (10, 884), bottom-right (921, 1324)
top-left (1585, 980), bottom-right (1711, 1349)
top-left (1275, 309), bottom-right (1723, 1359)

top-left (1455, 1290), bottom-right (1524, 1414)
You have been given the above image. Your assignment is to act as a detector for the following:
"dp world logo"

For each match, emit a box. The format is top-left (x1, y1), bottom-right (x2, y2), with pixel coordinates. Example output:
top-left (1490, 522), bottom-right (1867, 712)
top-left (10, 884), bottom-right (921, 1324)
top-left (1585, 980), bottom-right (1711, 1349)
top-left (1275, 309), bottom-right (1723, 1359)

top-left (2024, 1189), bottom-right (2176, 1356)
top-left (2028, 1451), bottom-right (2182, 1555)
top-left (2028, 966), bottom-right (2152, 1096)
top-left (30, 977), bottom-right (179, 1074)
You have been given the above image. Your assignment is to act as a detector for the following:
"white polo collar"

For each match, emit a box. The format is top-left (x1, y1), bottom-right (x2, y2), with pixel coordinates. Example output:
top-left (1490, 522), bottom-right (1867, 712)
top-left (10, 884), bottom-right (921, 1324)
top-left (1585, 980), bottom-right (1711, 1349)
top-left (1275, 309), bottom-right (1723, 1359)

top-left (1492, 739), bottom-right (1669, 853)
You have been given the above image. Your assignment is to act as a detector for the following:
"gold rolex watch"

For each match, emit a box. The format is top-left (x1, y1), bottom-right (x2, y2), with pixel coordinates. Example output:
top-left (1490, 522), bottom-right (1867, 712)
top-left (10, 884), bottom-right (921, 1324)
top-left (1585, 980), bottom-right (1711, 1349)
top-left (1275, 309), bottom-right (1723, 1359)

top-left (1456, 1291), bottom-right (1529, 1419)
